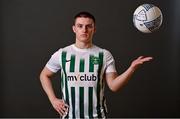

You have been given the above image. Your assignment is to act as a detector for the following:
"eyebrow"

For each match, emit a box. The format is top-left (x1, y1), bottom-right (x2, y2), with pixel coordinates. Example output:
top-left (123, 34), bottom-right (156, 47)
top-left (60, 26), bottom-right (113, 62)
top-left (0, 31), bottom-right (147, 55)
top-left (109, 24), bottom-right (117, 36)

top-left (75, 23), bottom-right (94, 26)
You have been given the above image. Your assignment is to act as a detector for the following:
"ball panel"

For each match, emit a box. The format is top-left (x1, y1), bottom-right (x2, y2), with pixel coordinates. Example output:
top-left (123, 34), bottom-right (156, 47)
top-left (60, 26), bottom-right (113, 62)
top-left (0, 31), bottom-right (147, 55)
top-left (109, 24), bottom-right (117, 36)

top-left (134, 19), bottom-right (151, 33)
top-left (142, 4), bottom-right (154, 11)
top-left (135, 9), bottom-right (147, 21)
top-left (144, 15), bottom-right (162, 32)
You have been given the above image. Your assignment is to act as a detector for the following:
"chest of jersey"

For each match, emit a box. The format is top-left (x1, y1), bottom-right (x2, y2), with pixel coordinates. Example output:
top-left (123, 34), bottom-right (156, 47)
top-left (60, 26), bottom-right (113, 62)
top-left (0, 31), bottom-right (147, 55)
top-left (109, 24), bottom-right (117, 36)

top-left (61, 51), bottom-right (104, 87)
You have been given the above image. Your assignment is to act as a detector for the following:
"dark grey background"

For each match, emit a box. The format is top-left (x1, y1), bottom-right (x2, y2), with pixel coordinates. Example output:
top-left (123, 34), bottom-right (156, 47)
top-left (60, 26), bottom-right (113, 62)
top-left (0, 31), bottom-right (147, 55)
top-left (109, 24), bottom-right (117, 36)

top-left (1, 0), bottom-right (180, 118)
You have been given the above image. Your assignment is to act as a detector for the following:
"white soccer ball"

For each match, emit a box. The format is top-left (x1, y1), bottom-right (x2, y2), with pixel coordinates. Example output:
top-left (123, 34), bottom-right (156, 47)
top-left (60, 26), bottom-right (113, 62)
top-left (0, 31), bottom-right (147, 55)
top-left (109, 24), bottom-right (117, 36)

top-left (133, 4), bottom-right (163, 33)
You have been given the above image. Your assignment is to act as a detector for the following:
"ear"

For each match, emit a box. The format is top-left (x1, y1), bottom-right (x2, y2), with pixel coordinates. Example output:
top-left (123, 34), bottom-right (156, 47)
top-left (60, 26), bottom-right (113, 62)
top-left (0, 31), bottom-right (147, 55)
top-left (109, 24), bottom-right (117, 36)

top-left (72, 25), bottom-right (76, 33)
top-left (94, 26), bottom-right (96, 33)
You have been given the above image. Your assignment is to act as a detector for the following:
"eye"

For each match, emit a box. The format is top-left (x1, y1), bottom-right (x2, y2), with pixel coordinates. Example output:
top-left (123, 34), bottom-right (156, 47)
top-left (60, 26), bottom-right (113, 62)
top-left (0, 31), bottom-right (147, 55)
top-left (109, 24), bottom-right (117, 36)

top-left (76, 24), bottom-right (83, 28)
top-left (86, 24), bottom-right (93, 29)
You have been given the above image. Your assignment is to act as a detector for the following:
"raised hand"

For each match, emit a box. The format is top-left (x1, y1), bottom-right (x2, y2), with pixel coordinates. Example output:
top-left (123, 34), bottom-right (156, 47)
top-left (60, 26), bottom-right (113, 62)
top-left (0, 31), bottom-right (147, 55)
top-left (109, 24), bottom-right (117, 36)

top-left (130, 56), bottom-right (153, 70)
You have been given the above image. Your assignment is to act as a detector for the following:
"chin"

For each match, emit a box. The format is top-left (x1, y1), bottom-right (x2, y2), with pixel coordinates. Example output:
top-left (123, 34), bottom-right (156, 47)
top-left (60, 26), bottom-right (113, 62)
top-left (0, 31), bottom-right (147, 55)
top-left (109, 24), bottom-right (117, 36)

top-left (80, 38), bottom-right (90, 42)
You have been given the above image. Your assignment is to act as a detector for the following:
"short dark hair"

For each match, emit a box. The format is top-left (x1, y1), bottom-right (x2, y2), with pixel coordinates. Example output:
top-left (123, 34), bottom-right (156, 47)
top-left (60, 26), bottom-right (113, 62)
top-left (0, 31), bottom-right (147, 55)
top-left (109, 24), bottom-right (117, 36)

top-left (73, 11), bottom-right (96, 25)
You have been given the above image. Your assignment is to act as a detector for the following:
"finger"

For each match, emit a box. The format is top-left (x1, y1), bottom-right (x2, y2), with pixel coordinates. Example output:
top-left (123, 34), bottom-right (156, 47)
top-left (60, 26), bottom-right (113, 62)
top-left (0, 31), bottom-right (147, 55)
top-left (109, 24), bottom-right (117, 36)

top-left (138, 56), bottom-right (153, 60)
top-left (145, 56), bottom-right (153, 59)
top-left (141, 57), bottom-right (153, 62)
top-left (138, 56), bottom-right (144, 60)
top-left (59, 108), bottom-right (66, 116)
top-left (56, 107), bottom-right (63, 116)
top-left (64, 103), bottom-right (69, 108)
top-left (56, 104), bottom-right (66, 115)
top-left (59, 105), bottom-right (68, 115)
top-left (62, 100), bottom-right (69, 108)
top-left (56, 104), bottom-right (66, 116)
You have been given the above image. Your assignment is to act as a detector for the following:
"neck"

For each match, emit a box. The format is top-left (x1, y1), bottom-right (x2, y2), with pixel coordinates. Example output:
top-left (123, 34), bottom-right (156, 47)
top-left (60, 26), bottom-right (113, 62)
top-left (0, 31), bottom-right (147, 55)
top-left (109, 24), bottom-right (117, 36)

top-left (75, 40), bottom-right (92, 49)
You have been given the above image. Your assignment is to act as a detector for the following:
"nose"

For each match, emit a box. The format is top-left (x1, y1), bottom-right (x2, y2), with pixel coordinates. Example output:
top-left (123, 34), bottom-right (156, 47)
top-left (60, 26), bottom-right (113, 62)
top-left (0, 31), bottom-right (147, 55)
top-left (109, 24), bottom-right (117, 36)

top-left (82, 26), bottom-right (88, 32)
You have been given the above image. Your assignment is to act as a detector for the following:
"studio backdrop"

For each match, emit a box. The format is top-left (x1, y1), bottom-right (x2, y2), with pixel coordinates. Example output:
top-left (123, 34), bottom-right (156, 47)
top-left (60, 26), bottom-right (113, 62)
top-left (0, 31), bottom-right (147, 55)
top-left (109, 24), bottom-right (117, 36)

top-left (1, 0), bottom-right (180, 117)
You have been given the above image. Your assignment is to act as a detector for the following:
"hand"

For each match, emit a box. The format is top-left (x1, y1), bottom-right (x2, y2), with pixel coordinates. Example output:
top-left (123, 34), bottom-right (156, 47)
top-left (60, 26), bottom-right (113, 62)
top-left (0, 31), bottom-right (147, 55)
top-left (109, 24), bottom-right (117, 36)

top-left (50, 98), bottom-right (69, 117)
top-left (130, 56), bottom-right (153, 70)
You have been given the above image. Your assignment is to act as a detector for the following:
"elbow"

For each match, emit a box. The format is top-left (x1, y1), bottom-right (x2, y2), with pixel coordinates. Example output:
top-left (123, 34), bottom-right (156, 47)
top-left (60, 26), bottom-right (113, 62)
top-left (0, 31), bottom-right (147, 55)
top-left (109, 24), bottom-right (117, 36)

top-left (39, 72), bottom-right (43, 82)
top-left (39, 71), bottom-right (45, 82)
top-left (39, 69), bottom-right (53, 82)
top-left (107, 81), bottom-right (120, 92)
top-left (109, 86), bottom-right (119, 92)
top-left (108, 83), bottom-right (125, 92)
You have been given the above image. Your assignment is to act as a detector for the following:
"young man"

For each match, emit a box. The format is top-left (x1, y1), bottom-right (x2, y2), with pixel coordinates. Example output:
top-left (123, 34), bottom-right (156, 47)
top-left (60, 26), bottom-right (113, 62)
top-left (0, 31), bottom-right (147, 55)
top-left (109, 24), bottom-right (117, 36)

top-left (39, 11), bottom-right (153, 118)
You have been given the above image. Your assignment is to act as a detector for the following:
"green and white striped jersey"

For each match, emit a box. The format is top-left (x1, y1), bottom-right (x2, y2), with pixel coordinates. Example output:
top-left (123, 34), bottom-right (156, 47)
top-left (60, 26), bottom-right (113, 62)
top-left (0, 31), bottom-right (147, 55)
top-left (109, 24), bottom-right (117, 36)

top-left (46, 44), bottom-right (116, 118)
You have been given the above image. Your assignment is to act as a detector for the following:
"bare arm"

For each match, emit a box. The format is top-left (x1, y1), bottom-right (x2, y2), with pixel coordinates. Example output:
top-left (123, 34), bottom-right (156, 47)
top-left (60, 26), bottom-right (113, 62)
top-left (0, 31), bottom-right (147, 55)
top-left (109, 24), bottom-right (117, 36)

top-left (39, 67), bottom-right (68, 116)
top-left (40, 67), bottom-right (56, 101)
top-left (105, 56), bottom-right (153, 92)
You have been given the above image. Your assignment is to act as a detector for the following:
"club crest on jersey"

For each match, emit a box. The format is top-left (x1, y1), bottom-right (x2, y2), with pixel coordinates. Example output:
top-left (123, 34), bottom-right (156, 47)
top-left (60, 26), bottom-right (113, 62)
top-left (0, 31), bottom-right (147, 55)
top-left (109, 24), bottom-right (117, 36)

top-left (91, 56), bottom-right (100, 65)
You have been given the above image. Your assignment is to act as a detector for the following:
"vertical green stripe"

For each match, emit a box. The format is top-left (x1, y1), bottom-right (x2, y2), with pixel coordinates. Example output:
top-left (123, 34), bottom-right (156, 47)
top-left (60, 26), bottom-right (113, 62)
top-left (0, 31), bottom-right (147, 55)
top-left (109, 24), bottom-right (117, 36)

top-left (60, 72), bottom-right (64, 96)
top-left (79, 87), bottom-right (84, 118)
top-left (71, 87), bottom-right (75, 118)
top-left (60, 72), bottom-right (63, 89)
top-left (62, 51), bottom-right (69, 118)
top-left (88, 87), bottom-right (93, 118)
top-left (89, 55), bottom-right (94, 72)
top-left (79, 59), bottom-right (85, 72)
top-left (70, 55), bottom-right (75, 72)
top-left (96, 52), bottom-right (103, 118)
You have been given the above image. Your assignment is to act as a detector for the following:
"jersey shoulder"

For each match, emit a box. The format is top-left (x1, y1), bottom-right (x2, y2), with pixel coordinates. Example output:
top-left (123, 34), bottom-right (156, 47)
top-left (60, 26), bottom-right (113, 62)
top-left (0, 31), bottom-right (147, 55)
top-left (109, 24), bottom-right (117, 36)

top-left (93, 45), bottom-right (112, 56)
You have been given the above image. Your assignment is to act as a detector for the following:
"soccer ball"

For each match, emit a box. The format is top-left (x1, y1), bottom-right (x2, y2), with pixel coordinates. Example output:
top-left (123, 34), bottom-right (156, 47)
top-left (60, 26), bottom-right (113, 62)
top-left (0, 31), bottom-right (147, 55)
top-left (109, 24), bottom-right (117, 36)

top-left (133, 4), bottom-right (163, 33)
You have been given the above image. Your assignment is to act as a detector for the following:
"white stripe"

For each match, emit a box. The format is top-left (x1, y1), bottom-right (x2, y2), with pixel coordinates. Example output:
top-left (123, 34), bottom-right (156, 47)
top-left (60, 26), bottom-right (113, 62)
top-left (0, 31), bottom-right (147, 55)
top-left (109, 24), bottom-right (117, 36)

top-left (68, 87), bottom-right (73, 118)
top-left (75, 56), bottom-right (80, 72)
top-left (66, 53), bottom-right (71, 73)
top-left (93, 87), bottom-right (97, 117)
top-left (84, 87), bottom-right (88, 118)
top-left (75, 86), bottom-right (80, 118)
top-left (61, 72), bottom-right (66, 99)
top-left (85, 55), bottom-right (90, 72)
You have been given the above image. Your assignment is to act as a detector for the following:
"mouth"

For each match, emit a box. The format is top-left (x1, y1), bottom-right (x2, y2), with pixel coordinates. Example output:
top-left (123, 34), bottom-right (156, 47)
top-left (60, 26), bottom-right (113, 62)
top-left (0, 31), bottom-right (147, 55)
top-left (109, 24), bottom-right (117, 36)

top-left (81, 34), bottom-right (88, 37)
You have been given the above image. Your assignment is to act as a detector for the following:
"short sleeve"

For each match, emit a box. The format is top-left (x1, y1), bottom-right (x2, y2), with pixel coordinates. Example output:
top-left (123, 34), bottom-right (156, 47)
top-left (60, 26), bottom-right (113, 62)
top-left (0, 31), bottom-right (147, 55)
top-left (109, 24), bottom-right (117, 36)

top-left (104, 50), bottom-right (117, 73)
top-left (45, 49), bottom-right (61, 73)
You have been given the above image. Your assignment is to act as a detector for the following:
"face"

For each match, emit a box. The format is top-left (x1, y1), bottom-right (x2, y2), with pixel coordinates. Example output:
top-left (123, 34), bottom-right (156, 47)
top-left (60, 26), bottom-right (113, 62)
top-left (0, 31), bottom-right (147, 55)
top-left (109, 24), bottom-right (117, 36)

top-left (73, 17), bottom-right (96, 43)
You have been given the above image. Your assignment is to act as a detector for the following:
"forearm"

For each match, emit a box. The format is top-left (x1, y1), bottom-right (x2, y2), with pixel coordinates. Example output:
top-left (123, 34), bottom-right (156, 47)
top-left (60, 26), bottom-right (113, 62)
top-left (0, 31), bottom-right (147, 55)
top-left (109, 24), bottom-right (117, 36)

top-left (40, 75), bottom-right (57, 102)
top-left (40, 73), bottom-right (68, 116)
top-left (110, 66), bottom-right (135, 92)
top-left (107, 56), bottom-right (153, 92)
